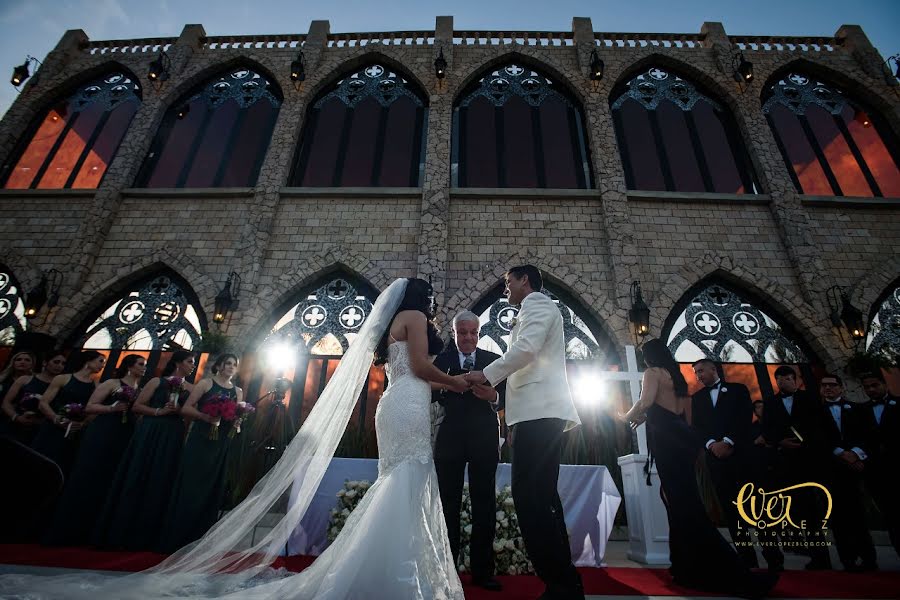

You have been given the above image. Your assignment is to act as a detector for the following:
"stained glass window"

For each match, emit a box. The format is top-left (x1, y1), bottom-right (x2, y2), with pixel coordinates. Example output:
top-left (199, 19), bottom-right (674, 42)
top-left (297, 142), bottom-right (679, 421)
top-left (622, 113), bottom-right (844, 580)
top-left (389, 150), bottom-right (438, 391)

top-left (0, 267), bottom-right (27, 346)
top-left (867, 283), bottom-right (900, 362)
top-left (763, 73), bottom-right (900, 198)
top-left (611, 66), bottom-right (756, 194)
top-left (2, 72), bottom-right (140, 189)
top-left (135, 67), bottom-right (281, 188)
top-left (78, 273), bottom-right (204, 350)
top-left (664, 281), bottom-right (815, 401)
top-left (452, 63), bottom-right (592, 189)
top-left (291, 64), bottom-right (427, 187)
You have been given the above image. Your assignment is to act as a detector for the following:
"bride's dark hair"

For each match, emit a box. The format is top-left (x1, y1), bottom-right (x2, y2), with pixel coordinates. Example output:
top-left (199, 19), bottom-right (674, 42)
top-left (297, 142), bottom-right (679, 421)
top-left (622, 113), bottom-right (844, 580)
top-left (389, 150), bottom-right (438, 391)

top-left (374, 278), bottom-right (444, 365)
top-left (641, 338), bottom-right (688, 397)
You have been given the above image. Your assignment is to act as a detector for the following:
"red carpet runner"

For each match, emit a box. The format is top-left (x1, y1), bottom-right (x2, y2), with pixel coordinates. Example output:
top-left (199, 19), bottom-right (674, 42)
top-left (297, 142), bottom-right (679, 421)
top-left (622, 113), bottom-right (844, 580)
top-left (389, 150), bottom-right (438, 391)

top-left (1, 544), bottom-right (898, 598)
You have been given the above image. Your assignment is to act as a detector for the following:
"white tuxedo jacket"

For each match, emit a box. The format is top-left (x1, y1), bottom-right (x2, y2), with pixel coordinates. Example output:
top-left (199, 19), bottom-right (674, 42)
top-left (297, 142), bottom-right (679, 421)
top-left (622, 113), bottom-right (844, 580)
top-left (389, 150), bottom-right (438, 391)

top-left (483, 291), bottom-right (581, 430)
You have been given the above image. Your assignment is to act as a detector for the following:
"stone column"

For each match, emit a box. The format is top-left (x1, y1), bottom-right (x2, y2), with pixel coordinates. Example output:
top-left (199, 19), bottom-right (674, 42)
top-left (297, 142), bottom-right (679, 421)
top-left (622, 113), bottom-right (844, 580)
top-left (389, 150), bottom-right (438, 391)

top-left (574, 17), bottom-right (643, 313)
top-left (416, 16), bottom-right (454, 299)
top-left (62, 24), bottom-right (207, 292)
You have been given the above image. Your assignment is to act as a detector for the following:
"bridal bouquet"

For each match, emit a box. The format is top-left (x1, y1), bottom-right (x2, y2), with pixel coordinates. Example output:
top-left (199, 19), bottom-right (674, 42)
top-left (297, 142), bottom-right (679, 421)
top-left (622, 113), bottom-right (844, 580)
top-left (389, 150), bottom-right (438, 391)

top-left (112, 385), bottom-right (137, 423)
top-left (16, 392), bottom-right (41, 415)
top-left (60, 403), bottom-right (86, 438)
top-left (165, 376), bottom-right (186, 407)
top-left (201, 394), bottom-right (238, 440)
top-left (326, 480), bottom-right (533, 575)
top-left (228, 403), bottom-right (256, 439)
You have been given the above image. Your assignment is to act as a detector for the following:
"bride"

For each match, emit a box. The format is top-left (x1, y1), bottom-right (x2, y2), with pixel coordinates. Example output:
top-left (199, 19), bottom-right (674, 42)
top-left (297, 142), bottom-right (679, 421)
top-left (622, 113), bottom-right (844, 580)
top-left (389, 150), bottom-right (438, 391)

top-left (0, 278), bottom-right (472, 599)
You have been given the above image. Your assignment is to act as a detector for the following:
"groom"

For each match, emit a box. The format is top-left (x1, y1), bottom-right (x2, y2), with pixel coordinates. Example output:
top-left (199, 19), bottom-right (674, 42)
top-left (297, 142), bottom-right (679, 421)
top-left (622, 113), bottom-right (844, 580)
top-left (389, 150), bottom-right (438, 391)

top-left (466, 265), bottom-right (584, 600)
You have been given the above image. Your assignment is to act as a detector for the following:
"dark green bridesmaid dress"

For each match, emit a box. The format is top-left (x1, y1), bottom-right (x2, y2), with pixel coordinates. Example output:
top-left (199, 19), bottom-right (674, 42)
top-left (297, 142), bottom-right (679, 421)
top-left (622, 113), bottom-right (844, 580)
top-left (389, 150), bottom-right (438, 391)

top-left (30, 376), bottom-right (95, 476)
top-left (43, 382), bottom-right (137, 546)
top-left (158, 380), bottom-right (237, 553)
top-left (0, 375), bottom-right (50, 445)
top-left (93, 378), bottom-right (187, 550)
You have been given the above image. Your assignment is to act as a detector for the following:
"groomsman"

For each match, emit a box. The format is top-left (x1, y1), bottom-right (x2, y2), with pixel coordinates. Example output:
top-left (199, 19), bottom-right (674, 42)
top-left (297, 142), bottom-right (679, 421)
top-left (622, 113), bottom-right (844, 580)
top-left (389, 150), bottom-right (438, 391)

top-left (817, 374), bottom-right (877, 572)
top-left (859, 371), bottom-right (900, 559)
top-left (691, 360), bottom-right (783, 570)
top-left (763, 366), bottom-right (832, 570)
top-left (432, 310), bottom-right (505, 591)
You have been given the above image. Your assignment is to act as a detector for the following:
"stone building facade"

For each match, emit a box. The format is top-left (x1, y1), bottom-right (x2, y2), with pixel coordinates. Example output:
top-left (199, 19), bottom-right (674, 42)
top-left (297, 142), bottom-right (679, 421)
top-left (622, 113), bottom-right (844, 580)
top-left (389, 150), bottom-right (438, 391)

top-left (0, 16), bottom-right (898, 396)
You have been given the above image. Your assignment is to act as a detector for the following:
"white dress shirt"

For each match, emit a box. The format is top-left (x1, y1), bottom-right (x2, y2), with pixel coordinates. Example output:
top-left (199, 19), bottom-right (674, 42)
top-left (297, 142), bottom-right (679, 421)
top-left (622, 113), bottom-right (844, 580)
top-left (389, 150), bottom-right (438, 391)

top-left (781, 395), bottom-right (794, 416)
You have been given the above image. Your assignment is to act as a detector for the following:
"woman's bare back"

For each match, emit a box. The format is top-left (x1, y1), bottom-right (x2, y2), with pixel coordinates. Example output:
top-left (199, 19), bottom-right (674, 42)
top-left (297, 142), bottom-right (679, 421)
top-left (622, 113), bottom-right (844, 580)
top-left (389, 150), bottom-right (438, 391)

top-left (647, 367), bottom-right (688, 415)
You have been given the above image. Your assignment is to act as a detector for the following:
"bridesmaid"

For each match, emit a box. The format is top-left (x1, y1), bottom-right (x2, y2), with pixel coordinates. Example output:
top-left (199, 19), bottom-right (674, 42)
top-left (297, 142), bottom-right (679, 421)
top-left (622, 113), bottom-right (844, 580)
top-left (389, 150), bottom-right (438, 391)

top-left (1, 352), bottom-right (67, 445)
top-left (0, 350), bottom-right (37, 407)
top-left (158, 353), bottom-right (243, 553)
top-left (94, 350), bottom-right (196, 550)
top-left (44, 354), bottom-right (146, 546)
top-left (30, 351), bottom-right (105, 475)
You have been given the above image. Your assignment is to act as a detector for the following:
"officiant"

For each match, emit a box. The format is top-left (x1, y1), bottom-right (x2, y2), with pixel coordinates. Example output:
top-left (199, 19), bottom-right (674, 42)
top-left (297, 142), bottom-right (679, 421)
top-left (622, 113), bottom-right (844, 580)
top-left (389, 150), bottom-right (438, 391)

top-left (432, 310), bottom-right (506, 591)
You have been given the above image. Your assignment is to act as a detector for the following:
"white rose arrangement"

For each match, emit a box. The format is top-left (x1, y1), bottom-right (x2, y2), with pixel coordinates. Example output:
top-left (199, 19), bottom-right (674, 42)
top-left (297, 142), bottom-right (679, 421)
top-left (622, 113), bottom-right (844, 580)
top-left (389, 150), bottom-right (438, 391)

top-left (327, 480), bottom-right (533, 575)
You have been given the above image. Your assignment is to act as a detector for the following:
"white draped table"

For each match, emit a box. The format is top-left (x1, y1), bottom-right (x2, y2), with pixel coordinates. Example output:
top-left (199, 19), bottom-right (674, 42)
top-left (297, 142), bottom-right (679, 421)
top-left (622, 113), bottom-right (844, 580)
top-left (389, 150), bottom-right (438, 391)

top-left (286, 458), bottom-right (621, 566)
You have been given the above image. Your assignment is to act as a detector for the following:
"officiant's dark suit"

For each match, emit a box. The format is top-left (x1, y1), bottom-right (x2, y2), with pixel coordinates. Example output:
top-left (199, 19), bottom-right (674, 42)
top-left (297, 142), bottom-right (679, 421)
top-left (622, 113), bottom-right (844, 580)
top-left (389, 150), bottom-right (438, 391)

top-left (432, 341), bottom-right (506, 582)
top-left (690, 361), bottom-right (763, 567)
top-left (762, 368), bottom-right (831, 568)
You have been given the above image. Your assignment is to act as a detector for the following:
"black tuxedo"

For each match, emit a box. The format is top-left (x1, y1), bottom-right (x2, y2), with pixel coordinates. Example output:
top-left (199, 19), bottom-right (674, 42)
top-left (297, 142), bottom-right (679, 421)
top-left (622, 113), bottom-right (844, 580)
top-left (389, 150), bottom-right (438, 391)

top-left (862, 395), bottom-right (900, 557)
top-left (691, 382), bottom-right (765, 566)
top-left (819, 398), bottom-right (877, 569)
top-left (431, 347), bottom-right (506, 578)
top-left (762, 389), bottom-right (831, 565)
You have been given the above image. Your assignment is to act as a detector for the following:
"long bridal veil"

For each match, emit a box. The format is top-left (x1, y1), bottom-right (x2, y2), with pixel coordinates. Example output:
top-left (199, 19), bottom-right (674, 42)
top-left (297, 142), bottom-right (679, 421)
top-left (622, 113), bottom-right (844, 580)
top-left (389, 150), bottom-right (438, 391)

top-left (0, 278), bottom-right (410, 599)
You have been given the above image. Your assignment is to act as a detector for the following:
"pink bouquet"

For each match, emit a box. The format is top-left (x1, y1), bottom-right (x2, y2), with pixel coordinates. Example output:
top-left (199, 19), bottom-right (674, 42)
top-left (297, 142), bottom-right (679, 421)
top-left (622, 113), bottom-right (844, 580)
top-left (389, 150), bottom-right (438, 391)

top-left (113, 385), bottom-right (138, 423)
top-left (201, 393), bottom-right (238, 440)
top-left (61, 403), bottom-right (86, 438)
top-left (165, 376), bottom-right (186, 407)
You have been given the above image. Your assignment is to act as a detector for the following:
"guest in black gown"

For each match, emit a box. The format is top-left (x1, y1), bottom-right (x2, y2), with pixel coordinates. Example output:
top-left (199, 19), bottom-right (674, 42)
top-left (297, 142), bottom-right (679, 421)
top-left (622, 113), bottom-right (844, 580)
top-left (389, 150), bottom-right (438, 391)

top-left (44, 354), bottom-right (146, 546)
top-left (622, 340), bottom-right (777, 599)
top-left (0, 351), bottom-right (37, 437)
top-left (31, 351), bottom-right (105, 476)
top-left (1, 353), bottom-right (66, 445)
top-left (94, 351), bottom-right (196, 550)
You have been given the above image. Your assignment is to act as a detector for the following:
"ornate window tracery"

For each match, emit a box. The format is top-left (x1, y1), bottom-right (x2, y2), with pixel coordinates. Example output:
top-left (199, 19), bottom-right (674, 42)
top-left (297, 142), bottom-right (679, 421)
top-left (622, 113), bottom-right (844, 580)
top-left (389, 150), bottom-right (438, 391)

top-left (452, 63), bottom-right (592, 188)
top-left (136, 67), bottom-right (281, 188)
top-left (867, 284), bottom-right (900, 362)
top-left (79, 274), bottom-right (204, 350)
top-left (2, 72), bottom-right (141, 189)
top-left (611, 66), bottom-right (757, 194)
top-left (0, 268), bottom-right (27, 346)
top-left (291, 64), bottom-right (427, 187)
top-left (762, 72), bottom-right (900, 197)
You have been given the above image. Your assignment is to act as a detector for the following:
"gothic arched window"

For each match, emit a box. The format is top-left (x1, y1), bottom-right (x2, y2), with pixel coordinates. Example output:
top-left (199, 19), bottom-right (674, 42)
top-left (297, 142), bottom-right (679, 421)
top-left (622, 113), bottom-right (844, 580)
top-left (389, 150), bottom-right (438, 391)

top-left (78, 273), bottom-right (205, 350)
top-left (611, 66), bottom-right (757, 194)
top-left (867, 283), bottom-right (900, 362)
top-left (0, 267), bottom-right (27, 346)
top-left (2, 72), bottom-right (141, 189)
top-left (665, 281), bottom-right (815, 399)
top-left (135, 67), bottom-right (282, 188)
top-left (763, 72), bottom-right (900, 197)
top-left (452, 63), bottom-right (592, 188)
top-left (291, 64), bottom-right (427, 187)
top-left (254, 274), bottom-right (384, 450)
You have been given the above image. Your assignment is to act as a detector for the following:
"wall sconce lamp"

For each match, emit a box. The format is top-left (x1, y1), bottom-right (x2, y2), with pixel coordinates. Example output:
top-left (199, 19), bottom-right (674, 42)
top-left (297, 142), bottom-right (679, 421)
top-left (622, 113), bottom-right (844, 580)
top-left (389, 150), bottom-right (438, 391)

top-left (175, 104), bottom-right (190, 120)
top-left (24, 268), bottom-right (62, 320)
top-left (213, 271), bottom-right (241, 324)
top-left (147, 51), bottom-right (171, 89)
top-left (629, 281), bottom-right (650, 341)
top-left (10, 55), bottom-right (41, 89)
top-left (290, 50), bottom-right (306, 88)
top-left (589, 49), bottom-right (604, 83)
top-left (731, 51), bottom-right (753, 91)
top-left (885, 54), bottom-right (900, 82)
top-left (826, 285), bottom-right (866, 348)
top-left (434, 47), bottom-right (448, 86)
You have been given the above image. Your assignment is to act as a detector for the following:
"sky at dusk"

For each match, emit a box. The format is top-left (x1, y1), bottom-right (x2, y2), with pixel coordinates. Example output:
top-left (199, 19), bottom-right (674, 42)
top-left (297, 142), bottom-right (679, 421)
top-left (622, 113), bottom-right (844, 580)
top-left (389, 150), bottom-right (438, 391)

top-left (0, 0), bottom-right (898, 118)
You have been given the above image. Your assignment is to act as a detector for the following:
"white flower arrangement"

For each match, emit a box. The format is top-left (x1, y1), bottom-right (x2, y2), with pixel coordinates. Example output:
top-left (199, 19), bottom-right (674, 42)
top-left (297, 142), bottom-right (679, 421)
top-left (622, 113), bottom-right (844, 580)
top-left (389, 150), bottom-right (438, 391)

top-left (326, 480), bottom-right (533, 575)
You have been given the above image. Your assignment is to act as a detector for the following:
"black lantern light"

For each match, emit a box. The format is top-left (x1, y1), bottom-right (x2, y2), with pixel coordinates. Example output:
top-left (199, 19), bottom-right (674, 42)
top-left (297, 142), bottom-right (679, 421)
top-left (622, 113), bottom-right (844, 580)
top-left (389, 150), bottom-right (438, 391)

top-left (732, 52), bottom-right (753, 84)
top-left (10, 55), bottom-right (40, 89)
top-left (213, 271), bottom-right (241, 324)
top-left (24, 268), bottom-right (62, 320)
top-left (175, 104), bottom-right (190, 119)
top-left (827, 285), bottom-right (866, 346)
top-left (434, 47), bottom-right (447, 80)
top-left (290, 50), bottom-right (306, 84)
top-left (629, 281), bottom-right (650, 340)
top-left (147, 51), bottom-right (171, 89)
top-left (885, 54), bottom-right (900, 83)
top-left (589, 49), bottom-right (604, 82)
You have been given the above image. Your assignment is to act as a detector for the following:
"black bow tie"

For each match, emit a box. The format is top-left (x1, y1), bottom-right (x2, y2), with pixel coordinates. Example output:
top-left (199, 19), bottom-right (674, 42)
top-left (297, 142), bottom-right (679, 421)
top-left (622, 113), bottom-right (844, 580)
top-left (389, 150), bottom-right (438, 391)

top-left (825, 400), bottom-right (842, 405)
top-left (870, 398), bottom-right (886, 406)
top-left (707, 383), bottom-right (721, 391)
